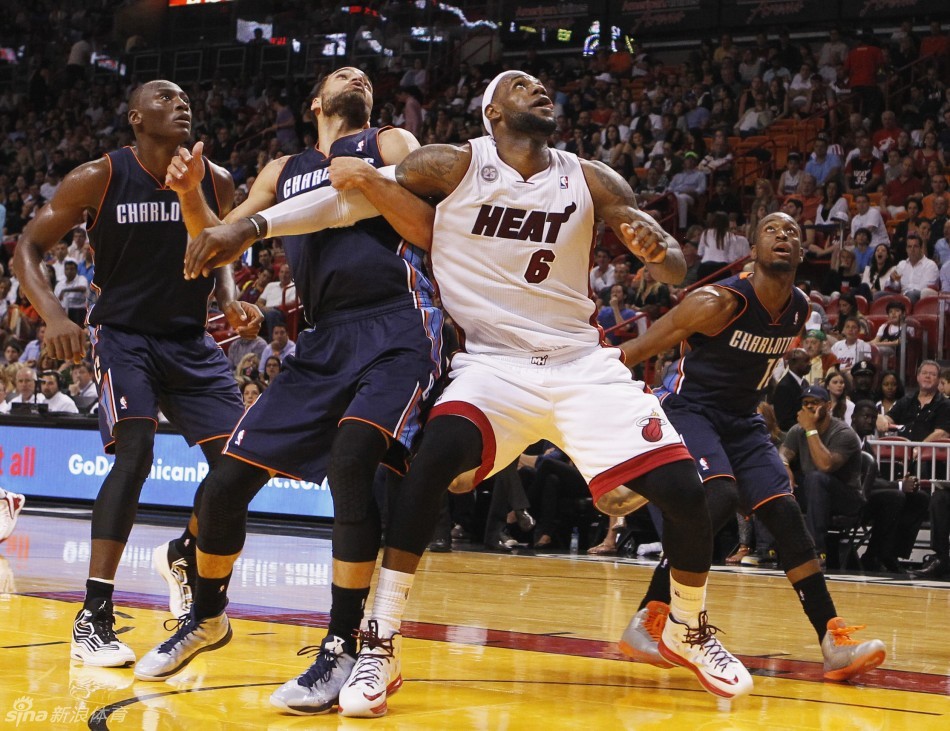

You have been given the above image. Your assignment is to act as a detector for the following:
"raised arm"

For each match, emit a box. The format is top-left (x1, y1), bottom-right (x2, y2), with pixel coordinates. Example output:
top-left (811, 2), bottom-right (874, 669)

top-left (11, 159), bottom-right (108, 362)
top-left (619, 286), bottom-right (737, 367)
top-left (581, 159), bottom-right (686, 285)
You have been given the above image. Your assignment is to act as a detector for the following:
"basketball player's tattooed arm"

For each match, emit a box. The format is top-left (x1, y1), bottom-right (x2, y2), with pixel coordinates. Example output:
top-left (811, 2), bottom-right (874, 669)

top-left (619, 286), bottom-right (737, 368)
top-left (395, 143), bottom-right (471, 199)
top-left (581, 159), bottom-right (686, 285)
top-left (11, 158), bottom-right (109, 362)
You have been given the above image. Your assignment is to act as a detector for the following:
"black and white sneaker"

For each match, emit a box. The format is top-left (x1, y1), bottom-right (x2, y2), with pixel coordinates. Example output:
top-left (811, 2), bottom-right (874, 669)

top-left (70, 599), bottom-right (136, 668)
top-left (153, 540), bottom-right (196, 618)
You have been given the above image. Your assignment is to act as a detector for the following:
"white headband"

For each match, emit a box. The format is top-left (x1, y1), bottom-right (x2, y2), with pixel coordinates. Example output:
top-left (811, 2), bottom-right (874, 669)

top-left (481, 70), bottom-right (522, 136)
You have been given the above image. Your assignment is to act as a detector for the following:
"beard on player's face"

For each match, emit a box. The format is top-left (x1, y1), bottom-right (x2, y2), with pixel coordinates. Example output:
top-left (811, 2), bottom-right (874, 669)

top-left (505, 109), bottom-right (558, 137)
top-left (321, 89), bottom-right (371, 128)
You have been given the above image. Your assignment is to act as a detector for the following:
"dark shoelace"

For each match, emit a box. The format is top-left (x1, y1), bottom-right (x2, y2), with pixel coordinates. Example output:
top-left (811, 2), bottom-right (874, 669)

top-left (88, 603), bottom-right (119, 643)
top-left (157, 614), bottom-right (197, 653)
top-left (349, 621), bottom-right (396, 685)
top-left (296, 645), bottom-right (340, 687)
top-left (682, 611), bottom-right (734, 673)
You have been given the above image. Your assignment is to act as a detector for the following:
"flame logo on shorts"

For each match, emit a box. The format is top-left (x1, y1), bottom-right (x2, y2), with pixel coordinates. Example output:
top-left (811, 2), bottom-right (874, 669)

top-left (636, 412), bottom-right (666, 443)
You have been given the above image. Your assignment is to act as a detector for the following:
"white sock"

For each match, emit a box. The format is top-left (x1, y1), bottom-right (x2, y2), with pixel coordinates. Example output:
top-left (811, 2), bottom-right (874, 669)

top-left (668, 576), bottom-right (706, 627)
top-left (370, 568), bottom-right (414, 636)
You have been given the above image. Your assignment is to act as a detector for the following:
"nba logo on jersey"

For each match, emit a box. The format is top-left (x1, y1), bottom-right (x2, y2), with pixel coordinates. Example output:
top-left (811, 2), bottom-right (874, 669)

top-left (119, 396), bottom-right (128, 410)
top-left (699, 457), bottom-right (710, 471)
top-left (356, 139), bottom-right (365, 152)
top-left (559, 175), bottom-right (569, 189)
top-left (234, 430), bottom-right (245, 446)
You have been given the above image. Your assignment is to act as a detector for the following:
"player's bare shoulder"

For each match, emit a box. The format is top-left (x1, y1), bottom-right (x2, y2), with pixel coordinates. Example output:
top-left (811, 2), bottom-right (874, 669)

top-left (377, 127), bottom-right (421, 165)
top-left (396, 143), bottom-right (472, 199)
top-left (681, 285), bottom-right (741, 334)
top-left (57, 156), bottom-right (113, 213)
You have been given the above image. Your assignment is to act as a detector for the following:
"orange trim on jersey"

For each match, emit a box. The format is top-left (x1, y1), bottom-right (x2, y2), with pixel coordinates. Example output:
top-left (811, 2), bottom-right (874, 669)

top-left (128, 145), bottom-right (167, 189)
top-left (196, 434), bottom-right (232, 445)
top-left (588, 443), bottom-right (693, 503)
top-left (701, 472), bottom-right (736, 484)
top-left (706, 284), bottom-right (749, 337)
top-left (751, 491), bottom-right (793, 513)
top-left (429, 401), bottom-right (496, 486)
top-left (86, 153), bottom-right (113, 233)
top-left (338, 415), bottom-right (395, 442)
top-left (222, 450), bottom-right (290, 480)
top-left (744, 275), bottom-right (797, 325)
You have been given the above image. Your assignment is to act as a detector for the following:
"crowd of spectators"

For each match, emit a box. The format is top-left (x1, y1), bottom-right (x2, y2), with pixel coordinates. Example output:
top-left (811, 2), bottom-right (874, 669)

top-left (2, 4), bottom-right (950, 575)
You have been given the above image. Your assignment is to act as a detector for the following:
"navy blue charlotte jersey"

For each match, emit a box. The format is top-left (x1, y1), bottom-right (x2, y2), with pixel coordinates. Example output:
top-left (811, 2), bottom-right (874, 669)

top-left (87, 146), bottom-right (221, 336)
top-left (276, 128), bottom-right (433, 323)
top-left (662, 273), bottom-right (809, 416)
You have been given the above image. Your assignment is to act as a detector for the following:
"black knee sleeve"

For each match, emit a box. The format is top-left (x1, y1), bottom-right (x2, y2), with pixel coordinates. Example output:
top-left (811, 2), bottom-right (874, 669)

top-left (91, 420), bottom-right (155, 542)
top-left (196, 457), bottom-right (270, 556)
top-left (193, 437), bottom-right (229, 519)
top-left (329, 422), bottom-right (389, 564)
top-left (705, 478), bottom-right (740, 532)
top-left (755, 495), bottom-right (817, 573)
top-left (627, 460), bottom-right (711, 574)
top-left (386, 415), bottom-right (484, 557)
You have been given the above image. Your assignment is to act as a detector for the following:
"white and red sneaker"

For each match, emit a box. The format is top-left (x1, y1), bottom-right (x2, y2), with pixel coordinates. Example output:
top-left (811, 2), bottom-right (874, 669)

top-left (0, 489), bottom-right (25, 543)
top-left (658, 611), bottom-right (753, 699)
top-left (338, 621), bottom-right (403, 718)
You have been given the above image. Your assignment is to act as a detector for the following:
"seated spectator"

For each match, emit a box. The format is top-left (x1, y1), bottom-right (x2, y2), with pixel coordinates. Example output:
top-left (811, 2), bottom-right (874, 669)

top-left (831, 317), bottom-right (872, 374)
top-left (257, 262), bottom-right (297, 336)
top-left (69, 360), bottom-right (97, 401)
top-left (629, 267), bottom-right (671, 322)
top-left (850, 360), bottom-right (878, 403)
top-left (815, 180), bottom-right (850, 229)
top-left (875, 370), bottom-right (905, 415)
top-left (803, 329), bottom-right (839, 384)
top-left (780, 385), bottom-right (864, 563)
top-left (706, 178), bottom-right (744, 226)
top-left (598, 284), bottom-right (645, 344)
top-left (884, 157), bottom-right (924, 216)
top-left (696, 212), bottom-right (749, 280)
top-left (845, 136), bottom-right (885, 194)
top-left (17, 323), bottom-right (45, 367)
top-left (795, 174), bottom-right (823, 224)
top-left (697, 133), bottom-right (733, 181)
top-left (672, 228), bottom-right (702, 297)
top-left (239, 267), bottom-right (272, 304)
top-left (928, 197), bottom-right (949, 256)
top-left (890, 233), bottom-right (939, 302)
top-left (54, 258), bottom-right (89, 326)
top-left (589, 246), bottom-right (615, 294)
top-left (241, 379), bottom-right (264, 410)
top-left (891, 197), bottom-right (924, 260)
top-left (922, 172), bottom-right (949, 219)
top-left (777, 152), bottom-right (804, 196)
top-left (268, 323), bottom-right (296, 363)
top-left (825, 370), bottom-right (856, 424)
top-left (261, 355), bottom-right (282, 386)
top-left (830, 293), bottom-right (871, 339)
top-left (734, 93), bottom-right (772, 138)
top-left (861, 243), bottom-right (898, 299)
top-left (667, 151), bottom-right (706, 229)
top-left (39, 370), bottom-right (78, 413)
top-left (0, 366), bottom-right (45, 413)
top-left (850, 193), bottom-right (890, 248)
top-left (234, 352), bottom-right (260, 383)
top-left (826, 246), bottom-right (861, 294)
top-left (875, 361), bottom-right (950, 579)
top-left (805, 133), bottom-right (843, 186)
top-left (851, 401), bottom-right (930, 573)
top-left (870, 300), bottom-right (915, 369)
top-left (781, 196), bottom-right (816, 250)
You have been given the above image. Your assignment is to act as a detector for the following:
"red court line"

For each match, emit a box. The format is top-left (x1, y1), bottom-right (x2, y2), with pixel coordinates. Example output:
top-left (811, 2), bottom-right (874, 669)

top-left (30, 590), bottom-right (950, 697)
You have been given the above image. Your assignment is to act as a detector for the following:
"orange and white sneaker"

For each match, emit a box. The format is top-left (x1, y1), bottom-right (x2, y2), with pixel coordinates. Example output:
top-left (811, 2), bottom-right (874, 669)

top-left (821, 618), bottom-right (886, 681)
top-left (337, 621), bottom-right (403, 718)
top-left (658, 611), bottom-right (753, 699)
top-left (619, 601), bottom-right (674, 668)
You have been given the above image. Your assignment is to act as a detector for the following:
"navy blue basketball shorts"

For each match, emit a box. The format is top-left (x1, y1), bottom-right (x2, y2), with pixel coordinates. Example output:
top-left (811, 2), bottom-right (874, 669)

top-left (91, 325), bottom-right (244, 453)
top-left (659, 393), bottom-right (792, 514)
top-left (225, 302), bottom-right (443, 483)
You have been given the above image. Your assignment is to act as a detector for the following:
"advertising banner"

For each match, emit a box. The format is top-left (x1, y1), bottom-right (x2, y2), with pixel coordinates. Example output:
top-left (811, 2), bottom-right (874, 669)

top-left (615, 0), bottom-right (714, 36)
top-left (0, 421), bottom-right (334, 518)
top-left (717, 1), bottom-right (838, 30)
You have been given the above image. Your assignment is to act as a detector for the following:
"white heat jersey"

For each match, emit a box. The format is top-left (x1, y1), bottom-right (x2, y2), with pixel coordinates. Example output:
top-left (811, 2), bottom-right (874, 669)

top-left (431, 136), bottom-right (599, 361)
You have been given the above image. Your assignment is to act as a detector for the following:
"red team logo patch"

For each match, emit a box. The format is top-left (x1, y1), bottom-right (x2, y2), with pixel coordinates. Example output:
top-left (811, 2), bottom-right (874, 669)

top-left (636, 412), bottom-right (666, 443)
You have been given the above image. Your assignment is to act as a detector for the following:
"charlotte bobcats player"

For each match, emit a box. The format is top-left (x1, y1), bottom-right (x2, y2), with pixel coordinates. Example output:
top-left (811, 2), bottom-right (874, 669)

top-left (133, 67), bottom-right (443, 715)
top-left (12, 80), bottom-right (261, 667)
top-left (208, 70), bottom-right (754, 711)
top-left (618, 211), bottom-right (886, 682)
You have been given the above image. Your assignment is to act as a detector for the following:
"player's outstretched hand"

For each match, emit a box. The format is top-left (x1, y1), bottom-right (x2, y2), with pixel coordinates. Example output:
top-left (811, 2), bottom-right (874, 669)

top-left (165, 141), bottom-right (205, 194)
top-left (45, 316), bottom-right (88, 364)
top-left (329, 157), bottom-right (378, 191)
top-left (225, 300), bottom-right (264, 338)
top-left (184, 219), bottom-right (257, 279)
top-left (621, 210), bottom-right (671, 264)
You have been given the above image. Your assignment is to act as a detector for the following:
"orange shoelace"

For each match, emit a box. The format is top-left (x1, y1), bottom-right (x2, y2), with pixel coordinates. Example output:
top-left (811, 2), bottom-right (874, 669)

top-left (829, 623), bottom-right (866, 646)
